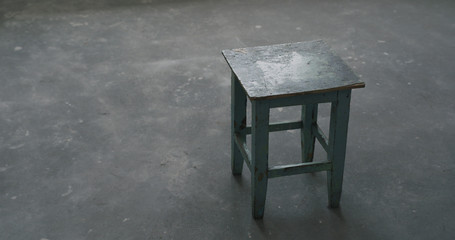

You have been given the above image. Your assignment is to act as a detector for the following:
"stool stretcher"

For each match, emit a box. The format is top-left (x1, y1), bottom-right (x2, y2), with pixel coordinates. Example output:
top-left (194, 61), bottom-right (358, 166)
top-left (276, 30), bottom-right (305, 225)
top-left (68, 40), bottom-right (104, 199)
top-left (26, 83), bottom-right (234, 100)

top-left (268, 161), bottom-right (332, 178)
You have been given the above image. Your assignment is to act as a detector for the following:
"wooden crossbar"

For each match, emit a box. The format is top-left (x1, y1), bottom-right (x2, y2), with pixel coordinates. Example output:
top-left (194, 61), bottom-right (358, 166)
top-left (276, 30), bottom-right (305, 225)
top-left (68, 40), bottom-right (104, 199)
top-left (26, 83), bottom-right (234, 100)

top-left (238, 122), bottom-right (332, 178)
top-left (265, 91), bottom-right (338, 108)
top-left (244, 122), bottom-right (329, 153)
top-left (312, 124), bottom-right (329, 152)
top-left (268, 161), bottom-right (332, 178)
top-left (234, 133), bottom-right (252, 171)
top-left (246, 121), bottom-right (302, 135)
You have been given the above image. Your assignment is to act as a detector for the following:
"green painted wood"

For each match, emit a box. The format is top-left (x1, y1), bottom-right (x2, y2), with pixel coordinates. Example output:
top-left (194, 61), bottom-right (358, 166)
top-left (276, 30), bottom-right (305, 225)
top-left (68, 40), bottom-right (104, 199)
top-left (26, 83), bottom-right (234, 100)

top-left (222, 40), bottom-right (365, 100)
top-left (302, 104), bottom-right (318, 162)
top-left (327, 90), bottom-right (351, 208)
top-left (265, 91), bottom-right (337, 108)
top-left (313, 124), bottom-right (329, 152)
top-left (268, 161), bottom-right (332, 178)
top-left (234, 133), bottom-right (252, 171)
top-left (225, 41), bottom-right (363, 218)
top-left (231, 72), bottom-right (247, 176)
top-left (245, 120), bottom-right (302, 134)
top-left (251, 100), bottom-right (270, 219)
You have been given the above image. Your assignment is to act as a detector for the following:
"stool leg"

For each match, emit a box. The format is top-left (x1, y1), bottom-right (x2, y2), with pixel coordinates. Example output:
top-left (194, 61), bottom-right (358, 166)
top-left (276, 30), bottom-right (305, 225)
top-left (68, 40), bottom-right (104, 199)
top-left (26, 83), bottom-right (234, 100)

top-left (301, 104), bottom-right (318, 162)
top-left (327, 90), bottom-right (351, 208)
top-left (231, 72), bottom-right (247, 175)
top-left (251, 100), bottom-right (270, 219)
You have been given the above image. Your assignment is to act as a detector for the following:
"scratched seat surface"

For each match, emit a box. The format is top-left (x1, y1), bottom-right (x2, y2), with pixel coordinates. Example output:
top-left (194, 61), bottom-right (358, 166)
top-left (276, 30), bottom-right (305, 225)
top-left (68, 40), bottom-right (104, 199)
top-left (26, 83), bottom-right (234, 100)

top-left (222, 40), bottom-right (365, 100)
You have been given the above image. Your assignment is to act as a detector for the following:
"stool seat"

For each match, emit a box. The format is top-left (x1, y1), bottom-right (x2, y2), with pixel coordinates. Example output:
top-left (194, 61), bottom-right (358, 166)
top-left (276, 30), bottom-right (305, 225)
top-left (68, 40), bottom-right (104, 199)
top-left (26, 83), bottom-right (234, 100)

top-left (223, 40), bottom-right (365, 219)
top-left (222, 40), bottom-right (364, 99)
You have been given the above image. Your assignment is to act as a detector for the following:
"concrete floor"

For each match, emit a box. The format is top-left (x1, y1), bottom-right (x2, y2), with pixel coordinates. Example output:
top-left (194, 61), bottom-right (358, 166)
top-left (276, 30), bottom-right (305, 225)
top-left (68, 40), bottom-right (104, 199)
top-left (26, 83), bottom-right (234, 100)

top-left (1, 0), bottom-right (454, 239)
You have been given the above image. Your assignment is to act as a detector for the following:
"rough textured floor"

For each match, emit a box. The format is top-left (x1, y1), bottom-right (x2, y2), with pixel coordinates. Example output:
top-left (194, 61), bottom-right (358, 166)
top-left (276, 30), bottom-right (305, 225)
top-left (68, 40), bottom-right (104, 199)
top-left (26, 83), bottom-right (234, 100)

top-left (1, 0), bottom-right (454, 239)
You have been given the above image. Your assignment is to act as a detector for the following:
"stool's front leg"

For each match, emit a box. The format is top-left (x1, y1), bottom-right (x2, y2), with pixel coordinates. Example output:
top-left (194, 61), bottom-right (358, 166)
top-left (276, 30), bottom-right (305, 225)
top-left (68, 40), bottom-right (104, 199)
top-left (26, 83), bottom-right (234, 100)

top-left (231, 72), bottom-right (247, 175)
top-left (327, 90), bottom-right (351, 208)
top-left (251, 100), bottom-right (270, 219)
top-left (301, 104), bottom-right (318, 162)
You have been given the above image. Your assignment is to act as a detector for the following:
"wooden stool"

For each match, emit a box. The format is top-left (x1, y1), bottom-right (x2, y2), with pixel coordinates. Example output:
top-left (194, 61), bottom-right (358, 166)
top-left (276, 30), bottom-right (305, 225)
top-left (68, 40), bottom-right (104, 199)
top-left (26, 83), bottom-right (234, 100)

top-left (222, 40), bottom-right (365, 219)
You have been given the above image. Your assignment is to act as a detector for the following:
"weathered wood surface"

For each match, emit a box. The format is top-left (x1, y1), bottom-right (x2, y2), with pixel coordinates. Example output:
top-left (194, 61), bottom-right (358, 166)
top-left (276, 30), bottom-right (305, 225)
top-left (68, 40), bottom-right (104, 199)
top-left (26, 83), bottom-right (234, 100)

top-left (302, 104), bottom-right (318, 163)
top-left (313, 124), bottom-right (329, 152)
top-left (268, 161), bottom-right (332, 178)
top-left (245, 120), bottom-right (302, 134)
top-left (327, 90), bottom-right (351, 208)
top-left (251, 100), bottom-right (270, 219)
top-left (234, 133), bottom-right (251, 171)
top-left (231, 72), bottom-right (247, 175)
top-left (222, 40), bottom-right (365, 100)
top-left (265, 91), bottom-right (337, 107)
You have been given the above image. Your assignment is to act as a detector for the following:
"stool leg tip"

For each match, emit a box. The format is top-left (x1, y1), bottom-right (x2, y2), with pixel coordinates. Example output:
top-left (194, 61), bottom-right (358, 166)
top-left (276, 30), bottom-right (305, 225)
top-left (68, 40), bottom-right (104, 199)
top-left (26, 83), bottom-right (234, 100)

top-left (329, 202), bottom-right (340, 208)
top-left (253, 213), bottom-right (264, 219)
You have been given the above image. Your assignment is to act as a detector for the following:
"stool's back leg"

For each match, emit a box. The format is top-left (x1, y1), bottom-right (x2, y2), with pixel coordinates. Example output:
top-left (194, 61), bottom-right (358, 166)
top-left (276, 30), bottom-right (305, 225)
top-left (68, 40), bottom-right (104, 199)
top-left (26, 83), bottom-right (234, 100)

top-left (251, 100), bottom-right (270, 219)
top-left (231, 72), bottom-right (247, 175)
top-left (327, 90), bottom-right (351, 208)
top-left (301, 104), bottom-right (318, 162)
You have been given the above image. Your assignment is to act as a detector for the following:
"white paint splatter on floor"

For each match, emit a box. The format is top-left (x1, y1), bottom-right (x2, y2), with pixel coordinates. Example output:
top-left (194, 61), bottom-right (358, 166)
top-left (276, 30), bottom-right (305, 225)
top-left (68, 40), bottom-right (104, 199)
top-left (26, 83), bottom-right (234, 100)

top-left (61, 186), bottom-right (73, 197)
top-left (69, 22), bottom-right (88, 27)
top-left (9, 143), bottom-right (24, 150)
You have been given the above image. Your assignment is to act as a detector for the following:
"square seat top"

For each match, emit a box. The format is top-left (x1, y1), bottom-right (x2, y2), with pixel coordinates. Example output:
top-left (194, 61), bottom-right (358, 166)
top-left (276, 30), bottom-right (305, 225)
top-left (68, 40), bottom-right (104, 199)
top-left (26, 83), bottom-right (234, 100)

top-left (222, 40), bottom-right (365, 100)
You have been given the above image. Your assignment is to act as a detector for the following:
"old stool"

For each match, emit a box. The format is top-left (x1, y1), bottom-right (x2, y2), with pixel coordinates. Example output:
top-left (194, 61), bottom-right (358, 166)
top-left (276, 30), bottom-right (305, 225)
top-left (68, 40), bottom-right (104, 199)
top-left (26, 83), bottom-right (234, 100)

top-left (222, 40), bottom-right (365, 219)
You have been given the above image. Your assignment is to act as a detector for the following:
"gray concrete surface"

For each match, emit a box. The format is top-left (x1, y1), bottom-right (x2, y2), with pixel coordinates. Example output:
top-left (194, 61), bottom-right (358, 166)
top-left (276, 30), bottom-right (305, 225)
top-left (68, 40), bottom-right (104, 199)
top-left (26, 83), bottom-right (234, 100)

top-left (1, 0), bottom-right (454, 239)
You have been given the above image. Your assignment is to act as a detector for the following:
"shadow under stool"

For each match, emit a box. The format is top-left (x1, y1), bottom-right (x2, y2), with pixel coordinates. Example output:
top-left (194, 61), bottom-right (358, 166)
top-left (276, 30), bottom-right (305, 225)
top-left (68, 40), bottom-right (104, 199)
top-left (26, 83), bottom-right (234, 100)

top-left (222, 40), bottom-right (365, 219)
